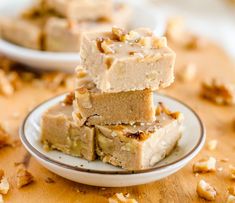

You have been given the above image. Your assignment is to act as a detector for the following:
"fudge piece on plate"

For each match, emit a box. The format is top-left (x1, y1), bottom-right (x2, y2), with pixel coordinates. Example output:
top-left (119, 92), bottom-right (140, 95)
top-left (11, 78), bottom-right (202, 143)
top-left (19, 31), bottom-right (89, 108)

top-left (80, 27), bottom-right (176, 93)
top-left (0, 17), bottom-right (42, 50)
top-left (95, 103), bottom-right (184, 170)
top-left (44, 17), bottom-right (112, 52)
top-left (73, 67), bottom-right (155, 126)
top-left (41, 101), bottom-right (95, 161)
top-left (45, 0), bottom-right (113, 21)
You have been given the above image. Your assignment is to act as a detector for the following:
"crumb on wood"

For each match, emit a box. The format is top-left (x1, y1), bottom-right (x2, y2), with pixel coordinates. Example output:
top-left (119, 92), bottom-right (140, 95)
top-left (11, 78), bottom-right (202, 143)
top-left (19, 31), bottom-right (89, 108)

top-left (16, 165), bottom-right (34, 188)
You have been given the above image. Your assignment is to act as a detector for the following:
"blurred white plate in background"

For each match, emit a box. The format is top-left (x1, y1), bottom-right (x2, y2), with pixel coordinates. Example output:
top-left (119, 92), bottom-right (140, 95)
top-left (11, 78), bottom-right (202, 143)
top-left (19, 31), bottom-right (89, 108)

top-left (0, 0), bottom-right (158, 72)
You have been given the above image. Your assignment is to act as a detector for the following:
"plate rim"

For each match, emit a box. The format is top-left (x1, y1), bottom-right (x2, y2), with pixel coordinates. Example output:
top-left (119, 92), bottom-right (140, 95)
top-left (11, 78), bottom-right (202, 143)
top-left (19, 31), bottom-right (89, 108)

top-left (19, 92), bottom-right (205, 175)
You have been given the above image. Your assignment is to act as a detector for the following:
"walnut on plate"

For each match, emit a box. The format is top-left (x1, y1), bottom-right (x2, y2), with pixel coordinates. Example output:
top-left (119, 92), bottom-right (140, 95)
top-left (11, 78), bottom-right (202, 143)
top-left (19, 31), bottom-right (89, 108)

top-left (197, 179), bottom-right (217, 201)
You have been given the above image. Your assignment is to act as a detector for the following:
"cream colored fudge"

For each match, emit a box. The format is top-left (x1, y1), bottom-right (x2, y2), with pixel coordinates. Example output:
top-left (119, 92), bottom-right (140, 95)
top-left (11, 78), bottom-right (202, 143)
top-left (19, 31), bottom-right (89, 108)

top-left (0, 17), bottom-right (42, 50)
top-left (73, 68), bottom-right (155, 126)
top-left (45, 0), bottom-right (113, 21)
top-left (80, 27), bottom-right (176, 93)
top-left (96, 103), bottom-right (184, 170)
top-left (41, 101), bottom-right (95, 161)
top-left (44, 17), bottom-right (112, 52)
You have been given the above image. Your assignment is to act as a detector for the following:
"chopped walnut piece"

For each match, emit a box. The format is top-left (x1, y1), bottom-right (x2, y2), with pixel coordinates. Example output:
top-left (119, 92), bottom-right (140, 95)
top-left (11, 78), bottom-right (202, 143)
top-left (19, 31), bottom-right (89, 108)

top-left (178, 63), bottom-right (197, 82)
top-left (186, 35), bottom-right (207, 50)
top-left (41, 72), bottom-right (71, 90)
top-left (139, 36), bottom-right (167, 49)
top-left (230, 165), bottom-right (235, 180)
top-left (16, 165), bottom-right (34, 188)
top-left (0, 171), bottom-right (3, 180)
top-left (0, 194), bottom-right (3, 203)
top-left (228, 185), bottom-right (235, 196)
top-left (155, 102), bottom-right (182, 120)
top-left (108, 193), bottom-right (138, 203)
top-left (201, 79), bottom-right (235, 105)
top-left (197, 179), bottom-right (217, 201)
top-left (7, 71), bottom-right (23, 90)
top-left (112, 27), bottom-right (126, 41)
top-left (0, 124), bottom-right (9, 148)
top-left (193, 157), bottom-right (216, 173)
top-left (63, 92), bottom-right (75, 106)
top-left (75, 87), bottom-right (92, 109)
top-left (0, 70), bottom-right (14, 96)
top-left (0, 173), bottom-right (10, 195)
top-left (101, 39), bottom-right (115, 54)
top-left (207, 139), bottom-right (218, 151)
top-left (165, 17), bottom-right (185, 43)
top-left (227, 195), bottom-right (235, 203)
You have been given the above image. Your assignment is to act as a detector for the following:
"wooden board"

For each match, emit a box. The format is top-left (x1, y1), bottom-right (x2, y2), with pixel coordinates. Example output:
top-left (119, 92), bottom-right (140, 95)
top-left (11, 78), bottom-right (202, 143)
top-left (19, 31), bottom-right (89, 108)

top-left (0, 41), bottom-right (234, 203)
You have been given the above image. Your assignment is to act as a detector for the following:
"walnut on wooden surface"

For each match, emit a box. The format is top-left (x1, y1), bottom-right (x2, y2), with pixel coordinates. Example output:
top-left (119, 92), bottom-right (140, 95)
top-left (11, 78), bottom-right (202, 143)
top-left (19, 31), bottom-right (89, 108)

top-left (197, 179), bottom-right (217, 201)
top-left (207, 139), bottom-right (218, 151)
top-left (0, 170), bottom-right (9, 195)
top-left (227, 195), bottom-right (235, 203)
top-left (178, 63), bottom-right (197, 82)
top-left (0, 124), bottom-right (10, 148)
top-left (0, 69), bottom-right (14, 96)
top-left (201, 78), bottom-right (235, 105)
top-left (193, 157), bottom-right (216, 173)
top-left (16, 165), bottom-right (34, 188)
top-left (108, 193), bottom-right (138, 203)
top-left (41, 72), bottom-right (74, 91)
top-left (228, 185), bottom-right (235, 196)
top-left (0, 194), bottom-right (3, 203)
top-left (230, 165), bottom-right (235, 180)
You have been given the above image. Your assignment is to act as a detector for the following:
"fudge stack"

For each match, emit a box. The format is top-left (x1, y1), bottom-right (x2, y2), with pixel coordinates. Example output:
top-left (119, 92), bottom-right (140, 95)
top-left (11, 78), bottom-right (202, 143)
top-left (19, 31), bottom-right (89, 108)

top-left (0, 0), bottom-right (131, 52)
top-left (41, 27), bottom-right (184, 170)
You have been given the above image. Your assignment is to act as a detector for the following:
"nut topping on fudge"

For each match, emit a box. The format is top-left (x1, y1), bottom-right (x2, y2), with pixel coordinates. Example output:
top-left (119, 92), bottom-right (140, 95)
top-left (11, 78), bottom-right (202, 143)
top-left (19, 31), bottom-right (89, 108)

top-left (80, 27), bottom-right (176, 92)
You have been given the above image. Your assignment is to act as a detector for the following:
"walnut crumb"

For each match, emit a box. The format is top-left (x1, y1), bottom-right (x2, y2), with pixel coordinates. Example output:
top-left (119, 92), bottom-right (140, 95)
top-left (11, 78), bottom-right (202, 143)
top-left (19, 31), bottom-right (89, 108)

top-left (16, 165), bottom-right (34, 188)
top-left (228, 185), bottom-right (235, 196)
top-left (230, 165), bottom-right (235, 180)
top-left (197, 179), bottom-right (217, 201)
top-left (156, 102), bottom-right (182, 120)
top-left (193, 157), bottom-right (216, 173)
top-left (0, 124), bottom-right (10, 148)
top-left (178, 63), bottom-right (197, 82)
top-left (201, 79), bottom-right (235, 105)
top-left (0, 194), bottom-right (3, 203)
top-left (108, 193), bottom-right (138, 203)
top-left (0, 171), bottom-right (9, 195)
top-left (207, 139), bottom-right (218, 151)
top-left (63, 92), bottom-right (75, 106)
top-left (227, 195), bottom-right (235, 203)
top-left (0, 69), bottom-right (14, 96)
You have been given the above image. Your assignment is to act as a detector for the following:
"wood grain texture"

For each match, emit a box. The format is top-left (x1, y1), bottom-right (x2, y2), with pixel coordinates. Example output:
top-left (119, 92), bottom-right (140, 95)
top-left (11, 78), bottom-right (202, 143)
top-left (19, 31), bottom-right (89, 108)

top-left (0, 41), bottom-right (234, 203)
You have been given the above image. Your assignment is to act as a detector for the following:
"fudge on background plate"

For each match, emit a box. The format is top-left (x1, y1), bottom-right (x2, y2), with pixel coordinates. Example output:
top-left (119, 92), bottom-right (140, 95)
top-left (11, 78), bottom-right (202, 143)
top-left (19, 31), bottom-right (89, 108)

top-left (41, 102), bottom-right (95, 161)
top-left (0, 17), bottom-right (42, 50)
top-left (96, 103), bottom-right (184, 170)
top-left (80, 27), bottom-right (176, 93)
top-left (45, 0), bottom-right (113, 21)
top-left (73, 68), bottom-right (155, 126)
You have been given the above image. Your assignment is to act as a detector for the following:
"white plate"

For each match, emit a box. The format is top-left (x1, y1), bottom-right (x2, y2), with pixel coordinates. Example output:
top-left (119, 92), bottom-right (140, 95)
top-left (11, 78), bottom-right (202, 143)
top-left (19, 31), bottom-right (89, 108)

top-left (19, 93), bottom-right (205, 187)
top-left (0, 0), bottom-right (158, 72)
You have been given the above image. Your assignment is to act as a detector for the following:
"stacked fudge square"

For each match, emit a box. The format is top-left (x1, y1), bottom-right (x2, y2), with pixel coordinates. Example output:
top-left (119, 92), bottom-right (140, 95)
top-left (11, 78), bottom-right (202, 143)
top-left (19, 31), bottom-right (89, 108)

top-left (41, 27), bottom-right (184, 170)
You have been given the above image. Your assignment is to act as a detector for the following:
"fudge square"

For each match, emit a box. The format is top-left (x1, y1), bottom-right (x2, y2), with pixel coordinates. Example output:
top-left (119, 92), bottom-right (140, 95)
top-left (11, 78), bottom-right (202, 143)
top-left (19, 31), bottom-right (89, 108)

top-left (80, 27), bottom-right (176, 93)
top-left (41, 100), bottom-right (95, 161)
top-left (0, 17), bottom-right (42, 50)
top-left (95, 103), bottom-right (184, 170)
top-left (73, 67), bottom-right (155, 126)
top-left (44, 17), bottom-right (113, 52)
top-left (45, 0), bottom-right (113, 21)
